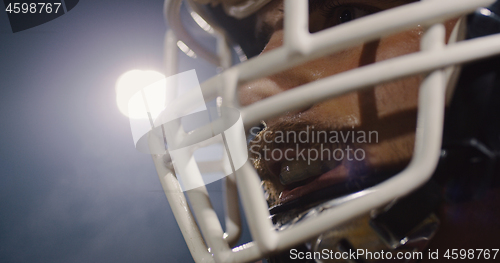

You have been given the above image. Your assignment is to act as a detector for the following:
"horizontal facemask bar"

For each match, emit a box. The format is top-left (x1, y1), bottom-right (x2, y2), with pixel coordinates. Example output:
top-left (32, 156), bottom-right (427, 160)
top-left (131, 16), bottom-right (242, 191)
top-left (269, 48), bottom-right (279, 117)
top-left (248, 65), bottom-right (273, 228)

top-left (158, 0), bottom-right (500, 262)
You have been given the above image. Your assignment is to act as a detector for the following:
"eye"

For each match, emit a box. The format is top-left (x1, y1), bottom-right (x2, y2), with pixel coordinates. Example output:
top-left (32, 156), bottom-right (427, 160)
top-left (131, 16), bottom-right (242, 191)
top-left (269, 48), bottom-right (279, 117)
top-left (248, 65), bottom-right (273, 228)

top-left (325, 5), bottom-right (373, 27)
top-left (310, 1), bottom-right (380, 32)
top-left (339, 7), bottom-right (354, 24)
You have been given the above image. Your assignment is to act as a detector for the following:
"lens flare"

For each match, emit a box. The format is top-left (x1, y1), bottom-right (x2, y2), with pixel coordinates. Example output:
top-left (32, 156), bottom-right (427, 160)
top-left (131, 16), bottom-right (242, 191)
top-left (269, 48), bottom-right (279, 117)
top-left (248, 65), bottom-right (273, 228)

top-left (115, 70), bottom-right (166, 119)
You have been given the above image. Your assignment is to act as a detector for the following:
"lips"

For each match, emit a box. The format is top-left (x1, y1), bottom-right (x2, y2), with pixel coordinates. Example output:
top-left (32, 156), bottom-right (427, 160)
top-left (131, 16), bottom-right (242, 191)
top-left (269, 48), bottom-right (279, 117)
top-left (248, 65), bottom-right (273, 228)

top-left (261, 147), bottom-right (350, 204)
top-left (279, 163), bottom-right (350, 203)
top-left (279, 159), bottom-right (325, 185)
top-left (264, 151), bottom-right (397, 216)
top-left (247, 122), bottom-right (384, 213)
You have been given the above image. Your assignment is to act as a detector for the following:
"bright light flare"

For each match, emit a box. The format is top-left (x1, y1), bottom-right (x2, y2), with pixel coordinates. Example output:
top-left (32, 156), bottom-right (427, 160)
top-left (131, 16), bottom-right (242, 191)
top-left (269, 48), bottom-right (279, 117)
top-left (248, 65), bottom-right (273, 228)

top-left (115, 70), bottom-right (166, 119)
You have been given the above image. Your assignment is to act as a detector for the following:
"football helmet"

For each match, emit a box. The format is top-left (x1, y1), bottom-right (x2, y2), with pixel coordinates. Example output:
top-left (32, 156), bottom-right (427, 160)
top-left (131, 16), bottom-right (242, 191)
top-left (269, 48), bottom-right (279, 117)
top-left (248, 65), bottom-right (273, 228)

top-left (141, 0), bottom-right (500, 262)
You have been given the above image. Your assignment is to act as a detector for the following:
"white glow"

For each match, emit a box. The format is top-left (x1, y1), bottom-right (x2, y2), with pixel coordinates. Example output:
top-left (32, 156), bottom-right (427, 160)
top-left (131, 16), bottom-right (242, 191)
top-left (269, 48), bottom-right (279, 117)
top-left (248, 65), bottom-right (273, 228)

top-left (115, 70), bottom-right (166, 119)
top-left (177, 41), bottom-right (197, 58)
top-left (190, 11), bottom-right (214, 34)
top-left (479, 8), bottom-right (492, 16)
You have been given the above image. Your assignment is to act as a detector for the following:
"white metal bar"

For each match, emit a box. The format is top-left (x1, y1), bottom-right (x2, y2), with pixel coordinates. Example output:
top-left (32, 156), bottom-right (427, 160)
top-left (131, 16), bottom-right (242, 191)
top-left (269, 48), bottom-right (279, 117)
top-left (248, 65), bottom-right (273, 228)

top-left (164, 23), bottom-right (500, 263)
top-left (164, 30), bottom-right (178, 77)
top-left (160, 0), bottom-right (500, 262)
top-left (240, 33), bottom-right (500, 127)
top-left (307, 0), bottom-right (485, 59)
top-left (217, 34), bottom-right (231, 69)
top-left (186, 188), bottom-right (232, 263)
top-left (236, 162), bottom-right (278, 254)
top-left (275, 20), bottom-right (449, 251)
top-left (229, 241), bottom-right (265, 262)
top-left (222, 174), bottom-right (241, 247)
top-left (235, 0), bottom-right (494, 83)
top-left (152, 154), bottom-right (215, 263)
top-left (165, 0), bottom-right (221, 66)
top-left (219, 68), bottom-right (239, 108)
top-left (173, 32), bottom-right (500, 150)
top-left (283, 0), bottom-right (309, 55)
top-left (160, 24), bottom-right (215, 263)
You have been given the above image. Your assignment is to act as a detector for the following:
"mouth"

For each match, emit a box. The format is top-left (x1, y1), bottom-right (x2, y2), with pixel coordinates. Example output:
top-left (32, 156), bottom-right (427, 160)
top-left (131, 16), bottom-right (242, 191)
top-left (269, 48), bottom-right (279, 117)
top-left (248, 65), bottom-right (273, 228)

top-left (264, 150), bottom-right (349, 203)
top-left (255, 146), bottom-right (393, 216)
top-left (280, 162), bottom-right (349, 202)
top-left (248, 122), bottom-right (397, 217)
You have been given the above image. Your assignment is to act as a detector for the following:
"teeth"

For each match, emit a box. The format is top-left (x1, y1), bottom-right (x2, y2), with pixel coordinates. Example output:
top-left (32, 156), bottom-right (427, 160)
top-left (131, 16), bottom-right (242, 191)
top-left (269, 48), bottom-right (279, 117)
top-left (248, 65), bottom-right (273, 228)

top-left (279, 160), bottom-right (324, 185)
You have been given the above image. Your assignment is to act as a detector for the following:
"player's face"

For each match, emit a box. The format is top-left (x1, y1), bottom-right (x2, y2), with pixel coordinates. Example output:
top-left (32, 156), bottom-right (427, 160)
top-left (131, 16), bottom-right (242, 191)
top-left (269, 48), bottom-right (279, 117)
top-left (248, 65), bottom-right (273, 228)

top-left (238, 0), bottom-right (458, 207)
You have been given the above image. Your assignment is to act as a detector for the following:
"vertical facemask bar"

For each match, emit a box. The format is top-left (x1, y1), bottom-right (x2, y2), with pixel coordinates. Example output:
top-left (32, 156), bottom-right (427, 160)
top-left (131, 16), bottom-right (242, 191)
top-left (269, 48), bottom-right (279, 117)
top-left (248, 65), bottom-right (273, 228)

top-left (166, 0), bottom-right (221, 65)
top-left (157, 90), bottom-right (235, 261)
top-left (186, 186), bottom-right (232, 260)
top-left (152, 155), bottom-right (216, 263)
top-left (219, 71), bottom-right (243, 247)
top-left (274, 12), bottom-right (448, 252)
top-left (217, 33), bottom-right (232, 69)
top-left (161, 2), bottom-right (243, 260)
top-left (158, 26), bottom-right (215, 262)
top-left (235, 0), bottom-right (499, 254)
top-left (165, 30), bottom-right (178, 77)
top-left (214, 22), bottom-right (243, 246)
top-left (284, 0), bottom-right (309, 55)
top-left (186, 0), bottom-right (234, 68)
top-left (222, 173), bottom-right (241, 247)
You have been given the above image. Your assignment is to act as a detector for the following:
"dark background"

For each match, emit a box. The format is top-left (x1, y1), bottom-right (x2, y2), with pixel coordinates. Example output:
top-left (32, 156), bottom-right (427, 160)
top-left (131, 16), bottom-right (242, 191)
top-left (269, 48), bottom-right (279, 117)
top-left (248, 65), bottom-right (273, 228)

top-left (0, 1), bottom-right (250, 262)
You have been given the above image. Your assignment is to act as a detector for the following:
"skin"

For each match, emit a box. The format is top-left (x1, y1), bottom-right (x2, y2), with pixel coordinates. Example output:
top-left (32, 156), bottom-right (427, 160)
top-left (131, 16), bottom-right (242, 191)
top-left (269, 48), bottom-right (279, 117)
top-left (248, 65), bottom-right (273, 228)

top-left (240, 0), bottom-right (457, 171)
top-left (236, 0), bottom-right (500, 261)
top-left (241, 0), bottom-right (457, 205)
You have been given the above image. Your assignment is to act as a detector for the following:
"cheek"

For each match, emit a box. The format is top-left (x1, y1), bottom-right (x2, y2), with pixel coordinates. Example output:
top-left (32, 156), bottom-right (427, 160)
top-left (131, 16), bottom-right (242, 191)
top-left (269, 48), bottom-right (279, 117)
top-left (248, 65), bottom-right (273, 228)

top-left (239, 26), bottom-right (424, 121)
top-left (238, 37), bottom-right (364, 107)
top-left (360, 28), bottom-right (424, 167)
top-left (286, 92), bottom-right (361, 128)
top-left (371, 28), bottom-right (424, 123)
top-left (374, 75), bottom-right (422, 118)
top-left (375, 26), bottom-right (423, 61)
top-left (296, 28), bottom-right (424, 125)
